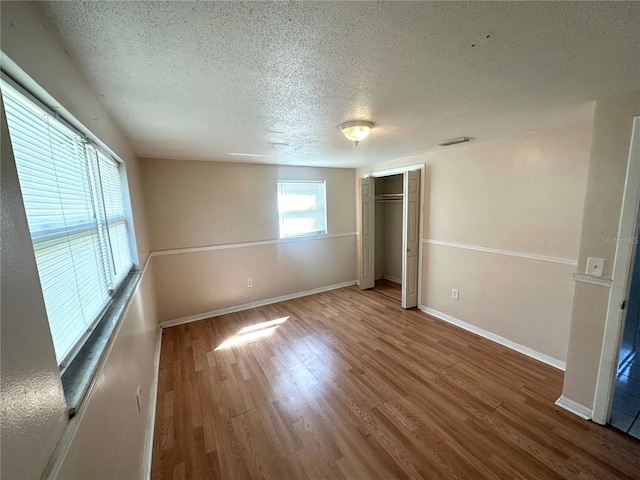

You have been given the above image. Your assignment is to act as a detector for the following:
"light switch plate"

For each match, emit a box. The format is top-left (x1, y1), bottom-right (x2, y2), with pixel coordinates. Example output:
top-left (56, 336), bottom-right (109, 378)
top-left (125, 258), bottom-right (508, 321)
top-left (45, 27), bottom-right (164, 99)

top-left (586, 257), bottom-right (604, 277)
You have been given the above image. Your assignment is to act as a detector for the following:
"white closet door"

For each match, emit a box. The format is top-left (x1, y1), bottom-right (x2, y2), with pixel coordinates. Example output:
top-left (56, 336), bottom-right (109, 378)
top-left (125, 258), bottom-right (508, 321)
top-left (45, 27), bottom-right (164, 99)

top-left (402, 170), bottom-right (420, 308)
top-left (360, 177), bottom-right (375, 290)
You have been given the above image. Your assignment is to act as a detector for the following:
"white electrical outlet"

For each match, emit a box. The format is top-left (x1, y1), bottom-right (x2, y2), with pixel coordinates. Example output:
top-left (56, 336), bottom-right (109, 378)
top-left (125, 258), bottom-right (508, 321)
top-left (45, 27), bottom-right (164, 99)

top-left (451, 289), bottom-right (459, 300)
top-left (247, 278), bottom-right (253, 287)
top-left (586, 257), bottom-right (605, 277)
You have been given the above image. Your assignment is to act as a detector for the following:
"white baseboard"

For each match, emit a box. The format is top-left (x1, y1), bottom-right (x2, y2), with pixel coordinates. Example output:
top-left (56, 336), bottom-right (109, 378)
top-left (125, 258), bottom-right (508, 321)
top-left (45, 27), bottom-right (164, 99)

top-left (142, 328), bottom-right (162, 479)
top-left (160, 280), bottom-right (358, 328)
top-left (419, 306), bottom-right (566, 371)
top-left (554, 395), bottom-right (593, 420)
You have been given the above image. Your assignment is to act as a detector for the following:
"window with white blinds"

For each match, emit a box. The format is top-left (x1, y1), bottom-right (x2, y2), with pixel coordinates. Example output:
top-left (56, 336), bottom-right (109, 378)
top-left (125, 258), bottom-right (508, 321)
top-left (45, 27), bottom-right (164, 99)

top-left (277, 181), bottom-right (327, 238)
top-left (1, 80), bottom-right (135, 367)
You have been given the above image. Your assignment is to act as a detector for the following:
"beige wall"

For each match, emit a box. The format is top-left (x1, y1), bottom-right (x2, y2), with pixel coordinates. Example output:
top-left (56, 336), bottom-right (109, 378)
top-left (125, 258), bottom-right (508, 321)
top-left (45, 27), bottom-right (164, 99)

top-left (383, 202), bottom-right (403, 282)
top-left (375, 201), bottom-right (385, 279)
top-left (0, 2), bottom-right (158, 479)
top-left (357, 121), bottom-right (594, 363)
top-left (374, 175), bottom-right (403, 282)
top-left (562, 90), bottom-right (640, 409)
top-left (153, 237), bottom-right (355, 322)
top-left (425, 245), bottom-right (577, 360)
top-left (54, 264), bottom-right (158, 479)
top-left (141, 159), bottom-right (357, 323)
top-left (141, 160), bottom-right (354, 250)
top-left (426, 127), bottom-right (589, 258)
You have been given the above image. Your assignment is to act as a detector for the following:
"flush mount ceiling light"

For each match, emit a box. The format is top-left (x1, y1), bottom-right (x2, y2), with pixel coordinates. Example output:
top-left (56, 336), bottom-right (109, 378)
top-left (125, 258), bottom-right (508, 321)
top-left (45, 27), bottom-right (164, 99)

top-left (339, 120), bottom-right (374, 146)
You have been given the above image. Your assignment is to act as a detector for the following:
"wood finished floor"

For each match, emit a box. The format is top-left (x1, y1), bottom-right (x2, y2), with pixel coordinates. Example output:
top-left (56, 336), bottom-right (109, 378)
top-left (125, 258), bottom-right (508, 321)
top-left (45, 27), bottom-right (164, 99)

top-left (373, 278), bottom-right (402, 302)
top-left (151, 286), bottom-right (640, 480)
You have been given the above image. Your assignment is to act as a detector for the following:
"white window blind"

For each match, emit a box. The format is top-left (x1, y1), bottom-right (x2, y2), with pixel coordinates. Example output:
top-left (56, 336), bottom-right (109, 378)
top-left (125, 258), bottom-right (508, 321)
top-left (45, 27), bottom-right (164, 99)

top-left (277, 181), bottom-right (327, 238)
top-left (2, 80), bottom-right (134, 367)
top-left (94, 147), bottom-right (133, 287)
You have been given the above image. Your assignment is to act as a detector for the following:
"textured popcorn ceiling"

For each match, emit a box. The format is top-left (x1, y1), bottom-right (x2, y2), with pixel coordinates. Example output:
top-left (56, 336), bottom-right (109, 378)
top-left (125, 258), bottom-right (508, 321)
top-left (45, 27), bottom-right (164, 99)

top-left (34, 1), bottom-right (639, 168)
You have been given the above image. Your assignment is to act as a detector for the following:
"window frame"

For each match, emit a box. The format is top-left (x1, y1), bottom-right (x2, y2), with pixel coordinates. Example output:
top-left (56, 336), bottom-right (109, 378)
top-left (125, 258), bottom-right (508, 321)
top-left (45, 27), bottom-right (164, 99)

top-left (277, 180), bottom-right (328, 239)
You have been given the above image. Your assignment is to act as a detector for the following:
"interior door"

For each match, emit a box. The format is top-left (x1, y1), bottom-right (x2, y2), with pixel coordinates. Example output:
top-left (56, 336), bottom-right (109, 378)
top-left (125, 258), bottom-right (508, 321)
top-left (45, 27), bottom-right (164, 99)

top-left (360, 177), bottom-right (375, 290)
top-left (402, 170), bottom-right (420, 308)
top-left (619, 219), bottom-right (640, 368)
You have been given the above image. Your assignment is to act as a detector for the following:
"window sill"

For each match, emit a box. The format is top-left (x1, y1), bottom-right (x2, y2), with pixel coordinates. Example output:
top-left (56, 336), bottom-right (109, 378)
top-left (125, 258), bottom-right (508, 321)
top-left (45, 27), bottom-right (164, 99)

top-left (279, 231), bottom-right (328, 240)
top-left (61, 270), bottom-right (140, 417)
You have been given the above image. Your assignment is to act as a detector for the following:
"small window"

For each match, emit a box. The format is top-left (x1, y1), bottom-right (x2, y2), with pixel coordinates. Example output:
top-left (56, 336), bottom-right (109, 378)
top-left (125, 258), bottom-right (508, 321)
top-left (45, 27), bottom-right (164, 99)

top-left (277, 181), bottom-right (327, 238)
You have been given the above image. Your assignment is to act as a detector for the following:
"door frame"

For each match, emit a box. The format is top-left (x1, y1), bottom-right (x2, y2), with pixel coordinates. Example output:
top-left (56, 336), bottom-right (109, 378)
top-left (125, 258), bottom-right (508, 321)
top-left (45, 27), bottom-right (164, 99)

top-left (360, 163), bottom-right (425, 308)
top-left (592, 116), bottom-right (640, 424)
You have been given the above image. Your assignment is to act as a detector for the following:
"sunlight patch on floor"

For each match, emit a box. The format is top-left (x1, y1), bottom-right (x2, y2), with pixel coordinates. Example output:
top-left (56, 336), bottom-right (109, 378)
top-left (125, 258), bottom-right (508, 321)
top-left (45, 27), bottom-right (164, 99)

top-left (237, 316), bottom-right (289, 334)
top-left (215, 316), bottom-right (290, 350)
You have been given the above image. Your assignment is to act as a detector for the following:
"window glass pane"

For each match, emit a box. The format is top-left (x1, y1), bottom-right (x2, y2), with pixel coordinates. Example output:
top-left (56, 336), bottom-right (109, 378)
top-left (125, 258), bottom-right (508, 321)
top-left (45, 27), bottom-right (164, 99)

top-left (277, 181), bottom-right (327, 238)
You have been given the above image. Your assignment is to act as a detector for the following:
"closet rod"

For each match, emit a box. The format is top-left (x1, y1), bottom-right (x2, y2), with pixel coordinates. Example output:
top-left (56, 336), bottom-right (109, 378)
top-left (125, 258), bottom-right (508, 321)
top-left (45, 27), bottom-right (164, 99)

top-left (374, 193), bottom-right (403, 201)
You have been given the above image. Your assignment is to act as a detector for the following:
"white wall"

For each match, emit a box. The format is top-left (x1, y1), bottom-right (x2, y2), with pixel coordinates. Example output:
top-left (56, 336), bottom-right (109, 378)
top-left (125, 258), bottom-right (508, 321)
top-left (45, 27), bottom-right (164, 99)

top-left (0, 2), bottom-right (158, 478)
top-left (357, 121), bottom-right (594, 364)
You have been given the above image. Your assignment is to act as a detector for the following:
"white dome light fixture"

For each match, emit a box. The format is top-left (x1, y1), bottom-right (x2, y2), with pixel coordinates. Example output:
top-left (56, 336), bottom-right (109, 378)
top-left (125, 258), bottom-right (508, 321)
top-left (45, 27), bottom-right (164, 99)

top-left (339, 120), bottom-right (374, 146)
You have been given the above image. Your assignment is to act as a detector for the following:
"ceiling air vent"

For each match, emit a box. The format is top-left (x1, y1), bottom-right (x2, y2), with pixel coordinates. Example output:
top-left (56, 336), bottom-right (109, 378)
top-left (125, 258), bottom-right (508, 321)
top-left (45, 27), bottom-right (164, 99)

top-left (439, 137), bottom-right (474, 147)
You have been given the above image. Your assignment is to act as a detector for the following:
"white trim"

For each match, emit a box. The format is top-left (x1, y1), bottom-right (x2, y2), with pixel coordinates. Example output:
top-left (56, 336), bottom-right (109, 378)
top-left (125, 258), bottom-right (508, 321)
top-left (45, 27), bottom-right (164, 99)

top-left (150, 232), bottom-right (357, 257)
top-left (160, 281), bottom-right (357, 328)
top-left (554, 395), bottom-right (593, 420)
top-left (141, 253), bottom-right (153, 277)
top-left (420, 306), bottom-right (566, 371)
top-left (362, 163), bottom-right (424, 179)
top-left (142, 328), bottom-right (162, 479)
top-left (424, 239), bottom-right (577, 266)
top-left (572, 273), bottom-right (612, 288)
top-left (383, 274), bottom-right (402, 284)
top-left (418, 167), bottom-right (425, 309)
top-left (593, 116), bottom-right (640, 425)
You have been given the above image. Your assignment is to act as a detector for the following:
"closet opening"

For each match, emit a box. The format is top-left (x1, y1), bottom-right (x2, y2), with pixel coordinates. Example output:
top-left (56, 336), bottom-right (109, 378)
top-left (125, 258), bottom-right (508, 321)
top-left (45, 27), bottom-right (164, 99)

top-left (359, 166), bottom-right (423, 309)
top-left (373, 175), bottom-right (404, 302)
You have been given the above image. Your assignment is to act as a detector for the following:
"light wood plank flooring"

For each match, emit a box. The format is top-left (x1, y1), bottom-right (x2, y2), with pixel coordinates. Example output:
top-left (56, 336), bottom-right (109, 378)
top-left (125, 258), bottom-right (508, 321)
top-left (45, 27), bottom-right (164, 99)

top-left (151, 285), bottom-right (640, 479)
